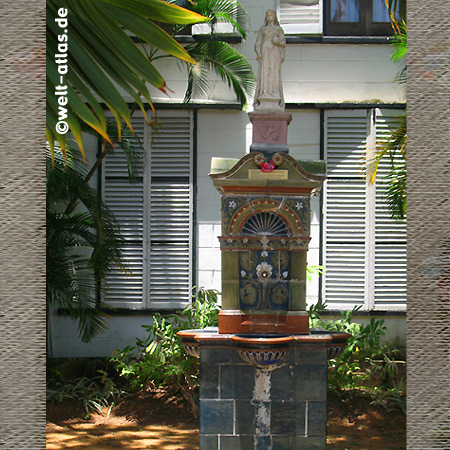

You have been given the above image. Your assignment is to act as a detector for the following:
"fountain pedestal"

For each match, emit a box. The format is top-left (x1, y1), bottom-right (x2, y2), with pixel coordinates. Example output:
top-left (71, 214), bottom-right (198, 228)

top-left (178, 330), bottom-right (350, 449)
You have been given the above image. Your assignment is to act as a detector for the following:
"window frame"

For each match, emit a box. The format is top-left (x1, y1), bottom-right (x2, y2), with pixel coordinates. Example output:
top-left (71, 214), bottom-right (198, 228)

top-left (277, 0), bottom-right (324, 36)
top-left (101, 110), bottom-right (195, 311)
top-left (322, 108), bottom-right (406, 312)
top-left (324, 0), bottom-right (400, 37)
top-left (277, 0), bottom-right (403, 37)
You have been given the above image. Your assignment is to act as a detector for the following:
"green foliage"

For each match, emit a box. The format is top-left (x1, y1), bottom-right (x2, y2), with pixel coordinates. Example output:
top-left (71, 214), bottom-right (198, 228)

top-left (309, 303), bottom-right (405, 413)
top-left (47, 122), bottom-right (144, 345)
top-left (47, 0), bottom-right (255, 159)
top-left (384, 157), bottom-right (407, 222)
top-left (184, 40), bottom-right (255, 109)
top-left (46, 0), bottom-right (207, 158)
top-left (369, 381), bottom-right (406, 414)
top-left (364, 3), bottom-right (407, 222)
top-left (47, 368), bottom-right (126, 418)
top-left (178, 0), bottom-right (255, 108)
top-left (47, 145), bottom-right (127, 342)
top-left (185, 0), bottom-right (249, 38)
top-left (111, 288), bottom-right (220, 414)
top-left (391, 21), bottom-right (407, 64)
top-left (306, 264), bottom-right (326, 282)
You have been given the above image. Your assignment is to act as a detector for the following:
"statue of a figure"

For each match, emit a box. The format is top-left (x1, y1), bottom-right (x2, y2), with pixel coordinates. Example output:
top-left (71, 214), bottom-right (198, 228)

top-left (254, 10), bottom-right (286, 111)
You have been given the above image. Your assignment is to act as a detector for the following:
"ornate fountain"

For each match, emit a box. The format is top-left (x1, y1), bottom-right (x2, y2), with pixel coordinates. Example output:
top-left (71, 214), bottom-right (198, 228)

top-left (178, 10), bottom-right (350, 449)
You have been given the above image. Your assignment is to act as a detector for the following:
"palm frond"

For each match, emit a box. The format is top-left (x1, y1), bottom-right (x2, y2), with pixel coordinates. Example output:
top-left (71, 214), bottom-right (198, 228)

top-left (191, 0), bottom-right (249, 38)
top-left (81, 118), bottom-right (145, 182)
top-left (384, 0), bottom-right (406, 33)
top-left (184, 41), bottom-right (255, 107)
top-left (46, 0), bottom-right (208, 159)
top-left (384, 162), bottom-right (407, 222)
top-left (47, 145), bottom-right (126, 342)
top-left (366, 112), bottom-right (406, 184)
top-left (364, 111), bottom-right (406, 222)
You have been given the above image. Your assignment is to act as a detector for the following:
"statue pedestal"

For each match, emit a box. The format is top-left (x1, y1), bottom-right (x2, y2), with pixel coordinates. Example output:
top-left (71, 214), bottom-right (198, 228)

top-left (249, 112), bottom-right (292, 156)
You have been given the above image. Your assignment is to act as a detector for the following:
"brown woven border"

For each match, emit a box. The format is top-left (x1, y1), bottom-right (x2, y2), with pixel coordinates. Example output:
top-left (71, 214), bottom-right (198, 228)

top-left (407, 0), bottom-right (450, 447)
top-left (1, 0), bottom-right (449, 447)
top-left (0, 1), bottom-right (46, 448)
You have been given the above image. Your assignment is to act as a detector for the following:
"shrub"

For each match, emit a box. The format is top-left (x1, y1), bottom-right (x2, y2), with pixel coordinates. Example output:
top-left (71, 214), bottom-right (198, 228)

top-left (111, 288), bottom-right (220, 415)
top-left (47, 364), bottom-right (126, 418)
top-left (309, 302), bottom-right (405, 413)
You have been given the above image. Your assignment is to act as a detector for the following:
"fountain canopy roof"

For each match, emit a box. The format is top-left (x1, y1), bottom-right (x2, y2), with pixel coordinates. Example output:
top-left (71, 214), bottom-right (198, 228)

top-left (210, 152), bottom-right (326, 196)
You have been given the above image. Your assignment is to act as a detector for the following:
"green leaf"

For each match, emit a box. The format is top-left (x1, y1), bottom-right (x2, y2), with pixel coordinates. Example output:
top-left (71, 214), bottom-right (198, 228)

top-left (191, 0), bottom-right (249, 38)
top-left (46, 0), bottom-right (209, 157)
top-left (62, 4), bottom-right (155, 111)
top-left (75, 1), bottom-right (166, 91)
top-left (101, 3), bottom-right (197, 64)
top-left (99, 0), bottom-right (209, 24)
top-left (47, 55), bottom-right (108, 145)
top-left (184, 41), bottom-right (255, 108)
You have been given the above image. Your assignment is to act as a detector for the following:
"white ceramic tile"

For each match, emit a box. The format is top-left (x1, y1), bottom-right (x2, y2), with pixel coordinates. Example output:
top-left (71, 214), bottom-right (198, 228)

top-left (198, 247), bottom-right (222, 271)
top-left (197, 223), bottom-right (215, 248)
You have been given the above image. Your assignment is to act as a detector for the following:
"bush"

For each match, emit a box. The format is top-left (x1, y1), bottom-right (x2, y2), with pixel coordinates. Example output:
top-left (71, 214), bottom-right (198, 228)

top-left (47, 359), bottom-right (126, 418)
top-left (309, 302), bottom-right (405, 413)
top-left (111, 288), bottom-right (220, 415)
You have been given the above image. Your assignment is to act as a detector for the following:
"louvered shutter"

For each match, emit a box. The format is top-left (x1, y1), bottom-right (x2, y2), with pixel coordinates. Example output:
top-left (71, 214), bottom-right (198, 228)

top-left (277, 0), bottom-right (323, 35)
top-left (148, 112), bottom-right (193, 308)
top-left (103, 117), bottom-right (146, 308)
top-left (373, 109), bottom-right (406, 310)
top-left (103, 111), bottom-right (193, 309)
top-left (324, 111), bottom-right (368, 309)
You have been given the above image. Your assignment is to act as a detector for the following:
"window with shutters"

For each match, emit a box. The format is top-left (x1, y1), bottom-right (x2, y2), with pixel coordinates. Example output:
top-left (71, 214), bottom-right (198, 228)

top-left (277, 0), bottom-right (323, 35)
top-left (277, 0), bottom-right (402, 36)
top-left (323, 109), bottom-right (406, 311)
top-left (103, 111), bottom-right (194, 310)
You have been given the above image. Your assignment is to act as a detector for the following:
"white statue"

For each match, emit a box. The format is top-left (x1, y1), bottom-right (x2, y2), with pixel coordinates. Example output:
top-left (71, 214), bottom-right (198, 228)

top-left (254, 10), bottom-right (286, 111)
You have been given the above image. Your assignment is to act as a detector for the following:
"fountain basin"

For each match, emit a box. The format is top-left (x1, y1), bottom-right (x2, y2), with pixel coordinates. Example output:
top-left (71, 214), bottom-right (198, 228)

top-left (231, 334), bottom-right (294, 369)
top-left (177, 328), bottom-right (217, 359)
top-left (177, 328), bottom-right (351, 361)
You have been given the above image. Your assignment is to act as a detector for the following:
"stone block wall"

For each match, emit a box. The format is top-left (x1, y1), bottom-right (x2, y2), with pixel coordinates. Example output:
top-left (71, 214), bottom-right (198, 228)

top-left (199, 343), bottom-right (328, 450)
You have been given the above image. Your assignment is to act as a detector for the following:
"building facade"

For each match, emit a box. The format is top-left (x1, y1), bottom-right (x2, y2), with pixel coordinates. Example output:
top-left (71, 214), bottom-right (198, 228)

top-left (49, 0), bottom-right (406, 357)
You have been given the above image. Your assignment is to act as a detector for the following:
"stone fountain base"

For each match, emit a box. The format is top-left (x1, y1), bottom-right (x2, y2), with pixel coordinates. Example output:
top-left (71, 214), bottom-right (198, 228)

top-left (178, 329), bottom-right (350, 450)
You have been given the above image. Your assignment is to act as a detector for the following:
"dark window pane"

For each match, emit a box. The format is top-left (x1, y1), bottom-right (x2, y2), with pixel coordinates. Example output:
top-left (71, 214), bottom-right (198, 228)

top-left (372, 0), bottom-right (390, 22)
top-left (330, 0), bottom-right (360, 22)
top-left (373, 0), bottom-right (401, 22)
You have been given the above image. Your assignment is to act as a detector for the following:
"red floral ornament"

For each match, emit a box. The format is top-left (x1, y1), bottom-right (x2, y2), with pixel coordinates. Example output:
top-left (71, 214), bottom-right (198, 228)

top-left (260, 160), bottom-right (275, 173)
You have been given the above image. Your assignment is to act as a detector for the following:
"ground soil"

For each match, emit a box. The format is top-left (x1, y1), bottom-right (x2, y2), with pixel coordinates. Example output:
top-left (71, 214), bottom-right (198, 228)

top-left (47, 389), bottom-right (405, 450)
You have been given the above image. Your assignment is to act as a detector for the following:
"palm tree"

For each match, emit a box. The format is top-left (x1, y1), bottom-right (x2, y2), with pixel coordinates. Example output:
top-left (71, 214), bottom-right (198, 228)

top-left (46, 0), bottom-right (255, 161)
top-left (46, 1), bottom-right (255, 346)
top-left (46, 133), bottom-right (142, 344)
top-left (366, 1), bottom-right (406, 222)
top-left (177, 0), bottom-right (255, 106)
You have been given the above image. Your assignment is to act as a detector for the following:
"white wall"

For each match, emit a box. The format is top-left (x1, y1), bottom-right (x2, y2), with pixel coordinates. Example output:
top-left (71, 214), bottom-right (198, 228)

top-left (143, 0), bottom-right (404, 106)
top-left (148, 42), bottom-right (404, 106)
top-left (196, 110), bottom-right (250, 294)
